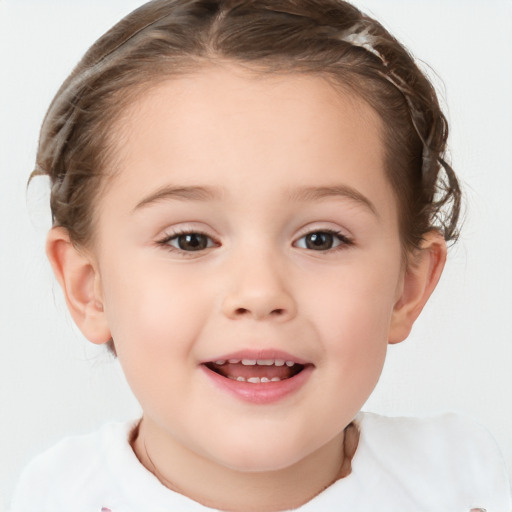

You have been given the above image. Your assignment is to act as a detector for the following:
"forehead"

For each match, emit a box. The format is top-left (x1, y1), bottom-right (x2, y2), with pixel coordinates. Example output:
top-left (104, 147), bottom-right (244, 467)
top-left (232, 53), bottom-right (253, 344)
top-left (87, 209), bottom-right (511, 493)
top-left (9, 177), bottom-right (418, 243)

top-left (104, 65), bottom-right (397, 222)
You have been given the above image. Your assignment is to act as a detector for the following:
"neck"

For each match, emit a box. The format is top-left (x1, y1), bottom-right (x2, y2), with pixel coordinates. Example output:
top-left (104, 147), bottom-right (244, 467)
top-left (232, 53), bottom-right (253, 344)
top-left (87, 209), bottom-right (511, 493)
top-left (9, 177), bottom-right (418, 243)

top-left (132, 418), bottom-right (357, 512)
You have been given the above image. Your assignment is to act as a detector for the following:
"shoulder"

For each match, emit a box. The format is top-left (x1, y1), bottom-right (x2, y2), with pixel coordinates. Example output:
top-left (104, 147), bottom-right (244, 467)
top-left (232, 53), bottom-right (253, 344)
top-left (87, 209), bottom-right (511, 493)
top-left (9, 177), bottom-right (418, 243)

top-left (357, 411), bottom-right (506, 463)
top-left (353, 411), bottom-right (511, 510)
top-left (357, 410), bottom-right (498, 449)
top-left (10, 420), bottom-right (138, 512)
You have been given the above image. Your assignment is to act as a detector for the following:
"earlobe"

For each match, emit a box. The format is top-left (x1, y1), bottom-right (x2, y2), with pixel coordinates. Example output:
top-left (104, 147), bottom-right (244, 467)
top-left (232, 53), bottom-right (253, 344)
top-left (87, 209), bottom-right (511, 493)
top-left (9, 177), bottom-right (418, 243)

top-left (388, 231), bottom-right (447, 344)
top-left (46, 227), bottom-right (111, 345)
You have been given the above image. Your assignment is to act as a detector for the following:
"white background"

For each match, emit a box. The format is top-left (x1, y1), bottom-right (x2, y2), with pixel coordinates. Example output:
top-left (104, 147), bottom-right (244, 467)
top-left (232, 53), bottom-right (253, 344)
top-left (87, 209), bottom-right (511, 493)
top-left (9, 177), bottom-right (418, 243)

top-left (1, 0), bottom-right (511, 509)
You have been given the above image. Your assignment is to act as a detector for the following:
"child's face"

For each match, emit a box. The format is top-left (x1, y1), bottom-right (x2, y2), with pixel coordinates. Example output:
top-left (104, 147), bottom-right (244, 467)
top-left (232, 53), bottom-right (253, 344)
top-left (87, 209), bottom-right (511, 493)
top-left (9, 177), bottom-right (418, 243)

top-left (88, 67), bottom-right (407, 471)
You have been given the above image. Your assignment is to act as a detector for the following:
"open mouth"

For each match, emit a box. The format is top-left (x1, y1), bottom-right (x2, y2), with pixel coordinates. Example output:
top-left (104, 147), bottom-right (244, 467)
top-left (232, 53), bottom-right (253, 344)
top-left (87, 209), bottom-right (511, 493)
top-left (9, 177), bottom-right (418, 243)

top-left (204, 358), bottom-right (306, 384)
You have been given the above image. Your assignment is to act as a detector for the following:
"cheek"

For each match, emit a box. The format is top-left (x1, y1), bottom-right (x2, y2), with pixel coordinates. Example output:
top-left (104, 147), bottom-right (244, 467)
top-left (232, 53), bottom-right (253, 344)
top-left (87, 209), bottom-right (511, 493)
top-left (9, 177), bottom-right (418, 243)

top-left (99, 262), bottom-right (210, 417)
top-left (323, 297), bottom-right (389, 382)
top-left (100, 258), bottom-right (210, 359)
top-left (318, 262), bottom-right (399, 329)
top-left (309, 257), bottom-right (401, 374)
top-left (314, 294), bottom-right (391, 418)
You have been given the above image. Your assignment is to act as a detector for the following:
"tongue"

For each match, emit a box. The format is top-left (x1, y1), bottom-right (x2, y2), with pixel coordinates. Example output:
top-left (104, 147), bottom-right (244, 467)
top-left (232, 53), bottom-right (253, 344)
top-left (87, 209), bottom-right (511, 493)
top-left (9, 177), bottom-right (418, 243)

top-left (213, 362), bottom-right (299, 381)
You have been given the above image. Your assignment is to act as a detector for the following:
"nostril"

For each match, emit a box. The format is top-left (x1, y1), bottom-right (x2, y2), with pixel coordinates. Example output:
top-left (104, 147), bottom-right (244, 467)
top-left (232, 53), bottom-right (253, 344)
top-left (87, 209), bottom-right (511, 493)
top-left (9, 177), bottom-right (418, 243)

top-left (233, 307), bottom-right (286, 318)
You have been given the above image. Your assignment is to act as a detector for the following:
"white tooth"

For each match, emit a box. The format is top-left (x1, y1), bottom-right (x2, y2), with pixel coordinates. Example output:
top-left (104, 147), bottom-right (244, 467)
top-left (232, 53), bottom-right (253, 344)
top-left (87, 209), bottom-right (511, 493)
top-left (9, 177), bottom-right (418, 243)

top-left (229, 359), bottom-right (241, 364)
top-left (247, 377), bottom-right (261, 384)
top-left (274, 359), bottom-right (285, 366)
top-left (286, 361), bottom-right (295, 367)
top-left (236, 376), bottom-right (246, 382)
top-left (215, 360), bottom-right (226, 365)
top-left (271, 377), bottom-right (281, 382)
top-left (242, 359), bottom-right (257, 366)
top-left (257, 359), bottom-right (274, 366)
top-left (260, 377), bottom-right (270, 383)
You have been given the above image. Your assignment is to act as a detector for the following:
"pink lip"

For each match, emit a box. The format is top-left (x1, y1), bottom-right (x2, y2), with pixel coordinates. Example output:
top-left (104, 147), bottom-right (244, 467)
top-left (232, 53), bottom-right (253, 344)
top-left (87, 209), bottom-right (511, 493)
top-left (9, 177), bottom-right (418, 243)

top-left (199, 349), bottom-right (314, 405)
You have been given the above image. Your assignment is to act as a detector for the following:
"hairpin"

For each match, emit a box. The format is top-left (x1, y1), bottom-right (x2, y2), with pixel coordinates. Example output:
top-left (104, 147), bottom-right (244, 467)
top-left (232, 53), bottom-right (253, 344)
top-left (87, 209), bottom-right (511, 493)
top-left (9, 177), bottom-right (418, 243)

top-left (338, 24), bottom-right (388, 65)
top-left (339, 23), bottom-right (435, 176)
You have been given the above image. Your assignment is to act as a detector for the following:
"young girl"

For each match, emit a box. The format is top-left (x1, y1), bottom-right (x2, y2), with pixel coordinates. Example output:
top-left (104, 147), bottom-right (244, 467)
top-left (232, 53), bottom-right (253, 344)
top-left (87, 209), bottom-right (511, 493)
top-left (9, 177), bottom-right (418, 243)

top-left (10, 0), bottom-right (511, 510)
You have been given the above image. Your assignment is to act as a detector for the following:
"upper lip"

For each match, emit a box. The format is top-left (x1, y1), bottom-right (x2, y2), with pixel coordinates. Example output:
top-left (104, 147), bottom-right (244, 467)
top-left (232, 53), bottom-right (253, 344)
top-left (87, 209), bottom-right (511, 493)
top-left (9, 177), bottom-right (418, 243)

top-left (200, 349), bottom-right (311, 366)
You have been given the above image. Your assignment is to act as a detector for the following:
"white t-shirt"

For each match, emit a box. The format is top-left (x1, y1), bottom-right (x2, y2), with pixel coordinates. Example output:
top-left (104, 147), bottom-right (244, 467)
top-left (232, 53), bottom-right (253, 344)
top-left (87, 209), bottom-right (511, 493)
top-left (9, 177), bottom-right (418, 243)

top-left (11, 412), bottom-right (512, 512)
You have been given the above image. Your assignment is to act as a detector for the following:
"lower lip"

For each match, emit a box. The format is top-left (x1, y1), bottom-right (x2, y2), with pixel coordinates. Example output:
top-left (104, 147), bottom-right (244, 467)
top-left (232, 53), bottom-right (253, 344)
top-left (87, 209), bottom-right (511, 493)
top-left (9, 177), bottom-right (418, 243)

top-left (200, 365), bottom-right (314, 405)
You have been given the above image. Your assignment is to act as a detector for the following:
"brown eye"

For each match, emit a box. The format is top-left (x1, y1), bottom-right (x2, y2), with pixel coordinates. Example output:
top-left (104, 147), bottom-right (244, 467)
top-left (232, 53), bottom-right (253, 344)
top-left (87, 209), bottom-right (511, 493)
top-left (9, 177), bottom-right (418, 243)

top-left (295, 230), bottom-right (352, 251)
top-left (168, 233), bottom-right (214, 251)
top-left (305, 232), bottom-right (334, 250)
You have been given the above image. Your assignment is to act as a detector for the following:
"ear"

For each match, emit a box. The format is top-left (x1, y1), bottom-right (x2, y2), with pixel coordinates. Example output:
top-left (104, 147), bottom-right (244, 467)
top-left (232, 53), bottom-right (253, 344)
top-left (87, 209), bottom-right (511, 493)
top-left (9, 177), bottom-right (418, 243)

top-left (46, 227), bottom-right (111, 345)
top-left (388, 231), bottom-right (447, 344)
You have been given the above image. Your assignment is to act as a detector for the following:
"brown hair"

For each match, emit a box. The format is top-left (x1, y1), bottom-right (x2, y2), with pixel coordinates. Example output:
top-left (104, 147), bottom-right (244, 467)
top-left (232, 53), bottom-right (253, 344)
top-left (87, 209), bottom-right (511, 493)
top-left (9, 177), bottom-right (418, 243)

top-left (33, 0), bottom-right (461, 249)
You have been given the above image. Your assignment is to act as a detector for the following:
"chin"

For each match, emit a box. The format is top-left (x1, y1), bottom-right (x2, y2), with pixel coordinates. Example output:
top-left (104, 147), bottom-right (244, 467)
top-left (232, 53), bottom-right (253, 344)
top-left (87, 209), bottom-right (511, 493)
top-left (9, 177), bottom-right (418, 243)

top-left (205, 436), bottom-right (314, 474)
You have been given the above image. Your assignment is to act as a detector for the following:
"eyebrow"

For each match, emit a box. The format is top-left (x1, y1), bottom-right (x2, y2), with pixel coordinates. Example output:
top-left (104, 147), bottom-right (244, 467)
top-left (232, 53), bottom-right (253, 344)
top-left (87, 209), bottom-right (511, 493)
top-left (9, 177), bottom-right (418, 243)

top-left (288, 185), bottom-right (378, 216)
top-left (134, 185), bottom-right (223, 211)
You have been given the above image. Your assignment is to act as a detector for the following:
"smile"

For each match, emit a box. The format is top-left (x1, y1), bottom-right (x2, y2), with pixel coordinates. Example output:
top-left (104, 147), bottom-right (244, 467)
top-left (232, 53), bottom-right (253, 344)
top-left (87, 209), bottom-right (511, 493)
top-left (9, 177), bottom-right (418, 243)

top-left (204, 359), bottom-right (305, 383)
top-left (201, 352), bottom-right (314, 404)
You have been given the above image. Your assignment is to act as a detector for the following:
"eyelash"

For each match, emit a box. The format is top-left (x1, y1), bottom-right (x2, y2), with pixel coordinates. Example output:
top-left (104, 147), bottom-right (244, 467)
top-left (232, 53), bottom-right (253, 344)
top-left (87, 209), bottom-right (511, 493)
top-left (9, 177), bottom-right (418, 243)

top-left (156, 228), bottom-right (354, 254)
top-left (157, 229), bottom-right (219, 253)
top-left (294, 229), bottom-right (354, 252)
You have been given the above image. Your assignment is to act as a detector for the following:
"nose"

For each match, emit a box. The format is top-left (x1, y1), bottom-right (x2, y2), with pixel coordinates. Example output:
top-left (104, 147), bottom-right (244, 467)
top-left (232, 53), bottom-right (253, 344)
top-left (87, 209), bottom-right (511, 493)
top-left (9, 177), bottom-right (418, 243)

top-left (221, 251), bottom-right (297, 322)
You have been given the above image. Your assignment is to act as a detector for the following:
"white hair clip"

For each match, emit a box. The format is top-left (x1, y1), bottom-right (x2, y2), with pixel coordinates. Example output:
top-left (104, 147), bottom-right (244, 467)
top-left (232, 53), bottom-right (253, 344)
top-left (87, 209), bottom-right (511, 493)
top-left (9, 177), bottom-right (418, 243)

top-left (338, 24), bottom-right (438, 176)
top-left (338, 24), bottom-right (388, 65)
